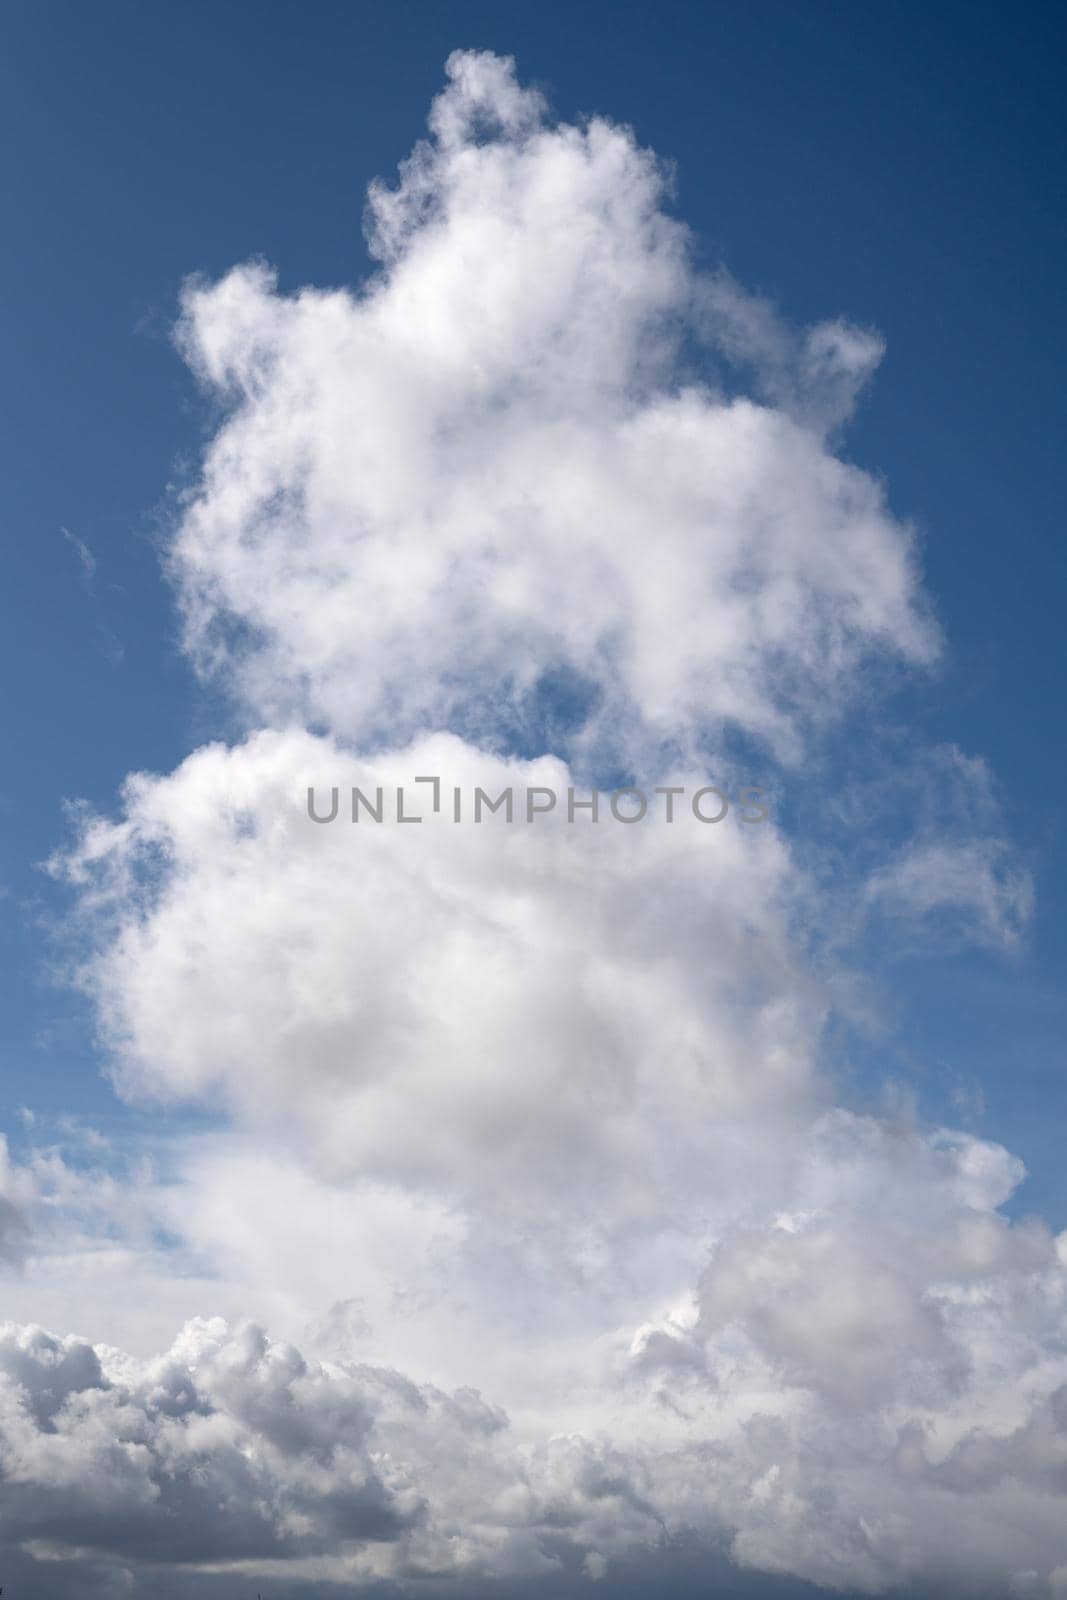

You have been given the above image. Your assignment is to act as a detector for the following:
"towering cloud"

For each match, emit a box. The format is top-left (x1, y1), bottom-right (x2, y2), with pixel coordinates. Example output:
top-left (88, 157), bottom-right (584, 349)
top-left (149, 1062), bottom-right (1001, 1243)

top-left (171, 49), bottom-right (934, 767)
top-left (12, 49), bottom-right (1060, 1600)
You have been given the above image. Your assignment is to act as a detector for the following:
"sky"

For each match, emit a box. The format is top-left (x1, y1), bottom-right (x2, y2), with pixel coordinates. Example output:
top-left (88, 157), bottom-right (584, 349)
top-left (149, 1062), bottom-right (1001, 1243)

top-left (1, 3), bottom-right (1066, 1597)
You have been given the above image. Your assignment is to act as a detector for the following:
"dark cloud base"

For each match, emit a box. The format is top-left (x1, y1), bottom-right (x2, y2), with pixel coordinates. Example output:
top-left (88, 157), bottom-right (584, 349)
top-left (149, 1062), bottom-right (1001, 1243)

top-left (0, 1534), bottom-right (878, 1600)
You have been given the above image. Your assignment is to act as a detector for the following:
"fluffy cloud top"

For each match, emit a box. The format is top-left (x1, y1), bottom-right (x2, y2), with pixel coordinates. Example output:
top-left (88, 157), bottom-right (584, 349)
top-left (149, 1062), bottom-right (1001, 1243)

top-left (172, 49), bottom-right (935, 767)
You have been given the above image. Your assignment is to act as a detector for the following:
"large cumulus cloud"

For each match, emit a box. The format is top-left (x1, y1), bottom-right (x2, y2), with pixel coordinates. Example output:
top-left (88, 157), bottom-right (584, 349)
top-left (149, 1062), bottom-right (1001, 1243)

top-left (11, 46), bottom-right (1057, 1600)
top-left (171, 48), bottom-right (935, 767)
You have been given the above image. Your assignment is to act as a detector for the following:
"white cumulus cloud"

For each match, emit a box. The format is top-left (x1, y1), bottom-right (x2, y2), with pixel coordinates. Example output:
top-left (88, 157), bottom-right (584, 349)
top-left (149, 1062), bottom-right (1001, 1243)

top-left (14, 46), bottom-right (1054, 1600)
top-left (171, 49), bottom-right (935, 769)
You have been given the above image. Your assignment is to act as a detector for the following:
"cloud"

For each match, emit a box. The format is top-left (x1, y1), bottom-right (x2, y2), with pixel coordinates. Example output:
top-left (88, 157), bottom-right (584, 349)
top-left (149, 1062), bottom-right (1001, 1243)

top-left (865, 838), bottom-right (1033, 951)
top-left (60, 526), bottom-right (127, 666)
top-left (39, 723), bottom-right (1067, 1596)
top-left (0, 1309), bottom-right (689, 1587)
top-left (813, 741), bottom-right (1034, 956)
top-left (0, 1135), bottom-right (35, 1265)
top-left (694, 272), bottom-right (887, 434)
top-left (170, 49), bottom-right (935, 770)
top-left (2, 1116), bottom-right (1067, 1594)
top-left (0, 1316), bottom-right (428, 1570)
top-left (53, 729), bottom-right (814, 1196)
top-left (61, 527), bottom-right (97, 587)
top-left (22, 46), bottom-right (1056, 1600)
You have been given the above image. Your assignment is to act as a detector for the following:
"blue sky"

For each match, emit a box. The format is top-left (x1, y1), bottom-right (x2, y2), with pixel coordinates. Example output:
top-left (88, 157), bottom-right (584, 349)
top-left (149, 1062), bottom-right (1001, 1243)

top-left (3, 0), bottom-right (1064, 1193)
top-left (2, 8), bottom-right (1067, 1595)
